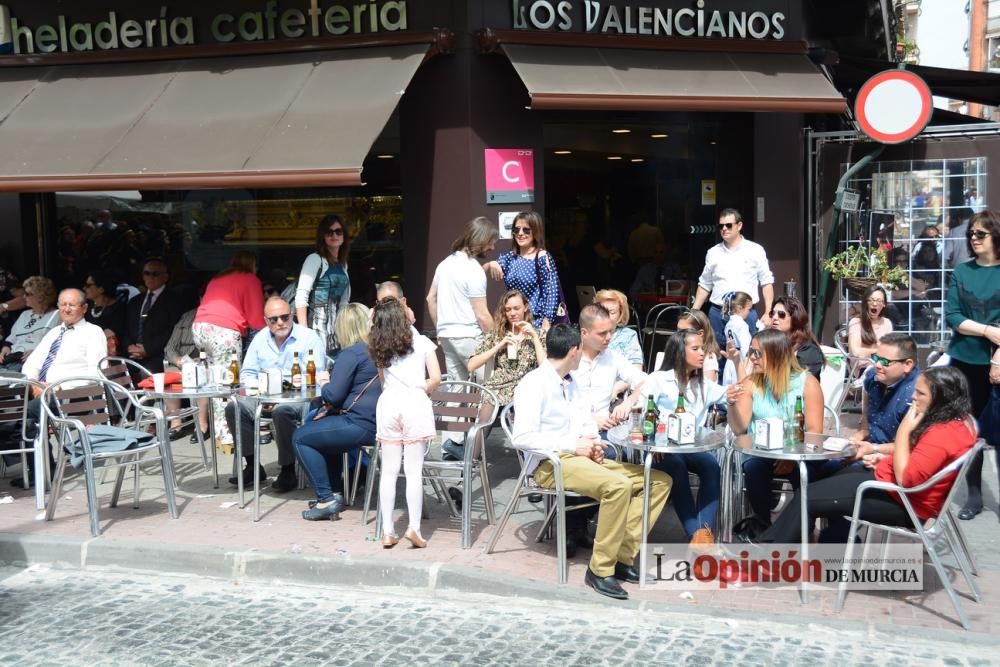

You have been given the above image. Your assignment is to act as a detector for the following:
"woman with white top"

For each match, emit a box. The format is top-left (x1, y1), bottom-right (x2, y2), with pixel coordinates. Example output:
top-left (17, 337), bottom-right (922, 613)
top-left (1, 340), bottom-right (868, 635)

top-left (721, 291), bottom-right (754, 386)
top-left (676, 308), bottom-right (720, 382)
top-left (0, 276), bottom-right (59, 371)
top-left (646, 329), bottom-right (726, 547)
top-left (295, 215), bottom-right (351, 355)
top-left (370, 297), bottom-right (441, 549)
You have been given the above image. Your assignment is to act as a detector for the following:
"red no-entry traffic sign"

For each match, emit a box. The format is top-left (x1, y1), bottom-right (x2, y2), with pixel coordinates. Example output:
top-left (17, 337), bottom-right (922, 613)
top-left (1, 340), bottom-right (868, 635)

top-left (855, 69), bottom-right (933, 144)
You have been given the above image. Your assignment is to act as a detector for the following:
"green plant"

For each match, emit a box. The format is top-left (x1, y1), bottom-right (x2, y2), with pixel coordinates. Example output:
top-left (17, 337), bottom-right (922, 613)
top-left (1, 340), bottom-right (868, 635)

top-left (822, 246), bottom-right (909, 289)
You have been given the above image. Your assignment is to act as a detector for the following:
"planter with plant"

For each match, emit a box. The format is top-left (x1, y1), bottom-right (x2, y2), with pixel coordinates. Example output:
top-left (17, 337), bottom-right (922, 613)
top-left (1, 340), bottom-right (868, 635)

top-left (822, 245), bottom-right (909, 296)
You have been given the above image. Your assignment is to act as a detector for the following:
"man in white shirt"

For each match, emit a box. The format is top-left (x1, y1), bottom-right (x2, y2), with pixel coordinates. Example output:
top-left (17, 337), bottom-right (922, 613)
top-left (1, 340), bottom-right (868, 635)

top-left (692, 207), bottom-right (775, 352)
top-left (513, 324), bottom-right (671, 600)
top-left (574, 304), bottom-right (647, 433)
top-left (12, 289), bottom-right (106, 488)
top-left (425, 216), bottom-right (496, 382)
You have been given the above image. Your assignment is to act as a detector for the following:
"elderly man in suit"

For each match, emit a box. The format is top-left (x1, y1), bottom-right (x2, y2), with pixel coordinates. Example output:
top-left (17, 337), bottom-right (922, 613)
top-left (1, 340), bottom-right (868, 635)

top-left (120, 258), bottom-right (185, 373)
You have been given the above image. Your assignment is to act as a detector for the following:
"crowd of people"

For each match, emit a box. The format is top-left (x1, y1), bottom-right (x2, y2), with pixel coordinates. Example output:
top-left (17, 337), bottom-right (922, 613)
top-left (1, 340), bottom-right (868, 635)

top-left (0, 205), bottom-right (996, 602)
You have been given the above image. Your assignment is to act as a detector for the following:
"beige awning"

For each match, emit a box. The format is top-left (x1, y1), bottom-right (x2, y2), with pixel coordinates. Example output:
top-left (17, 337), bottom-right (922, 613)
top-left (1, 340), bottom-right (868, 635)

top-left (0, 44), bottom-right (428, 191)
top-left (502, 44), bottom-right (847, 113)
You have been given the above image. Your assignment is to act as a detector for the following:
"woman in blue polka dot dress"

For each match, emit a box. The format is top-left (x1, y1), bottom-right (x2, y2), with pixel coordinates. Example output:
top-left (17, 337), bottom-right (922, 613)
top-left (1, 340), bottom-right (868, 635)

top-left (484, 211), bottom-right (562, 331)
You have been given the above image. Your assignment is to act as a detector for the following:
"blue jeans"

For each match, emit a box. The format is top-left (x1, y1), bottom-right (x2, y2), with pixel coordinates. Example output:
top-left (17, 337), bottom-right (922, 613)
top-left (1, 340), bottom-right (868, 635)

top-left (742, 457), bottom-right (844, 525)
top-left (708, 305), bottom-right (758, 377)
top-left (292, 415), bottom-right (372, 503)
top-left (652, 451), bottom-right (721, 539)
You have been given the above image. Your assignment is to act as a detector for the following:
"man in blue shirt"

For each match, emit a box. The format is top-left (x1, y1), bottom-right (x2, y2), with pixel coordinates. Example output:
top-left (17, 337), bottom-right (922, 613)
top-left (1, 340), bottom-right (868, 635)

top-left (225, 297), bottom-right (327, 490)
top-left (849, 333), bottom-right (920, 460)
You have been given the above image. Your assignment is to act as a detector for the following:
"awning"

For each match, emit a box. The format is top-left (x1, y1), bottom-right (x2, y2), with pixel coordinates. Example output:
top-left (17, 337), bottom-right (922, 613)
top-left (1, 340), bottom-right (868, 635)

top-left (502, 44), bottom-right (847, 113)
top-left (0, 44), bottom-right (428, 192)
top-left (835, 56), bottom-right (1000, 109)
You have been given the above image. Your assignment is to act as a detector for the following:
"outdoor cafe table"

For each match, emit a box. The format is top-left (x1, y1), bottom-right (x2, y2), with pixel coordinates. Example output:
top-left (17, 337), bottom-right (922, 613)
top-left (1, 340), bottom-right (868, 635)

top-left (142, 383), bottom-right (240, 489)
top-left (606, 424), bottom-right (727, 587)
top-left (735, 432), bottom-right (855, 602)
top-left (230, 385), bottom-right (321, 521)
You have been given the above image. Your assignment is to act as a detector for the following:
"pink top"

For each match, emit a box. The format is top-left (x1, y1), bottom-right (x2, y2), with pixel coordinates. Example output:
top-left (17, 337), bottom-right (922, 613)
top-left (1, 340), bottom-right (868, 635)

top-left (194, 272), bottom-right (266, 335)
top-left (848, 316), bottom-right (893, 350)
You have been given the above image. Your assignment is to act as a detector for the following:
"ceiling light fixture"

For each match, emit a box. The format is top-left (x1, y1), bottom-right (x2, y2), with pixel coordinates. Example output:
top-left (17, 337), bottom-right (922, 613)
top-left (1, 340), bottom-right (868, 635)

top-left (650, 133), bottom-right (669, 139)
top-left (376, 154), bottom-right (394, 159)
top-left (553, 150), bottom-right (572, 155)
top-left (631, 158), bottom-right (644, 163)
top-left (612, 128), bottom-right (631, 134)
top-left (607, 156), bottom-right (623, 160)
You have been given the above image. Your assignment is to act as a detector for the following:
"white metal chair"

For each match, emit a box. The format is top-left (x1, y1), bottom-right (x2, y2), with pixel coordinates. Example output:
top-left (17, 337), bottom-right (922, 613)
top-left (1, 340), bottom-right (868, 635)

top-left (0, 377), bottom-right (46, 489)
top-left (486, 404), bottom-right (599, 584)
top-left (643, 304), bottom-right (687, 372)
top-left (836, 439), bottom-right (985, 631)
top-left (42, 376), bottom-right (179, 537)
top-left (832, 327), bottom-right (869, 413)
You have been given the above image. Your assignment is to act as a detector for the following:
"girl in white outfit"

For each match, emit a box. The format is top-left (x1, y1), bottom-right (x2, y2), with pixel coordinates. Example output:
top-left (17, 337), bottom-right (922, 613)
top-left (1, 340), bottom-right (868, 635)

top-left (722, 291), bottom-right (754, 386)
top-left (370, 297), bottom-right (441, 548)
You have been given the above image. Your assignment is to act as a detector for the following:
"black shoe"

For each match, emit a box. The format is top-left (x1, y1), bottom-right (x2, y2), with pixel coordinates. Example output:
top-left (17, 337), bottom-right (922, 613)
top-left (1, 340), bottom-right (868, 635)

top-left (448, 486), bottom-right (463, 511)
top-left (577, 529), bottom-right (595, 549)
top-left (271, 466), bottom-right (297, 493)
top-left (168, 424), bottom-right (193, 440)
top-left (614, 562), bottom-right (640, 584)
top-left (564, 530), bottom-right (578, 560)
top-left (958, 504), bottom-right (983, 520)
top-left (189, 430), bottom-right (208, 444)
top-left (527, 492), bottom-right (543, 503)
top-left (259, 431), bottom-right (273, 445)
top-left (585, 568), bottom-right (628, 600)
top-left (228, 465), bottom-right (267, 487)
top-left (11, 474), bottom-right (35, 489)
top-left (302, 494), bottom-right (344, 521)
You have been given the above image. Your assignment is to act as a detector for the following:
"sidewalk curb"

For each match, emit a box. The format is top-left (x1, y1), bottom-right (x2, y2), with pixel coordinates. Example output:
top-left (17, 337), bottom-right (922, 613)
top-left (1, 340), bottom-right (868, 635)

top-left (0, 531), bottom-right (995, 645)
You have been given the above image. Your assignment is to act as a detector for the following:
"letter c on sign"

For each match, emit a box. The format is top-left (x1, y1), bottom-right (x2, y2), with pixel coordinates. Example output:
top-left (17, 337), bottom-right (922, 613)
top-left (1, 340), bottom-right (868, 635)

top-left (502, 161), bottom-right (522, 184)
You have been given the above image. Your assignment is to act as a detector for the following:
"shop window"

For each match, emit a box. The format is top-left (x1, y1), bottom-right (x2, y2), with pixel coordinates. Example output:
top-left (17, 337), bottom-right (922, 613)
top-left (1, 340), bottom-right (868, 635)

top-left (835, 157), bottom-right (986, 345)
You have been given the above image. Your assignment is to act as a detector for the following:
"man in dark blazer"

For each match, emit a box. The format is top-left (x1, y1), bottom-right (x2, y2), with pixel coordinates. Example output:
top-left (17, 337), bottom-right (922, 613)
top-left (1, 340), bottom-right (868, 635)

top-left (121, 258), bottom-right (185, 373)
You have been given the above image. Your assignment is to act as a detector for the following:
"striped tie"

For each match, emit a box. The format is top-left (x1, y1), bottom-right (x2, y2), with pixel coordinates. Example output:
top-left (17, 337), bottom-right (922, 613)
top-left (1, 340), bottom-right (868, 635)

top-left (38, 325), bottom-right (71, 382)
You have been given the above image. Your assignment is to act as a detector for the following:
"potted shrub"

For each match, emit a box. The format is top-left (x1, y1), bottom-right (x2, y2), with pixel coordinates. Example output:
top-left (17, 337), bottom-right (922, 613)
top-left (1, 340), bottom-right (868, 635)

top-left (822, 246), bottom-right (909, 296)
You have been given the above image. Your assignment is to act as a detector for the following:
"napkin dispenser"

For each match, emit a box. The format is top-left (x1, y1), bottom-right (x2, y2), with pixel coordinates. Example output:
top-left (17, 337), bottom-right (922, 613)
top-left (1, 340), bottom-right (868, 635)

top-left (666, 412), bottom-right (696, 444)
top-left (181, 362), bottom-right (206, 388)
top-left (753, 417), bottom-right (784, 449)
top-left (261, 369), bottom-right (283, 394)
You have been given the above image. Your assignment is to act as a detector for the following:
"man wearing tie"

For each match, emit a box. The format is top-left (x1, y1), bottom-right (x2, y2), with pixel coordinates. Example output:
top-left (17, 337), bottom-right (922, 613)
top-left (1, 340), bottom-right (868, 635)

top-left (11, 289), bottom-right (106, 488)
top-left (121, 258), bottom-right (184, 373)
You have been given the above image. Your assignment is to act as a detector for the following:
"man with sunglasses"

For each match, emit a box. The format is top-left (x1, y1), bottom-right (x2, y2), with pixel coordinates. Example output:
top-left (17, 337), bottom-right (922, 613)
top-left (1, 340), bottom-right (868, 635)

top-left (224, 297), bottom-right (328, 489)
top-left (692, 208), bottom-right (774, 363)
top-left (848, 333), bottom-right (920, 462)
top-left (120, 258), bottom-right (187, 374)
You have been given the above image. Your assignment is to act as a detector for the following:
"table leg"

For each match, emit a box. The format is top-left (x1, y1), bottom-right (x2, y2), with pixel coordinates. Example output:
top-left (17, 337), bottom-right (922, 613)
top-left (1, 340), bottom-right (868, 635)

top-left (233, 397), bottom-right (246, 508)
top-left (639, 451), bottom-right (653, 587)
top-left (798, 459), bottom-right (809, 604)
top-left (208, 399), bottom-right (219, 489)
top-left (253, 403), bottom-right (263, 522)
top-left (33, 412), bottom-right (46, 511)
top-left (717, 447), bottom-right (733, 543)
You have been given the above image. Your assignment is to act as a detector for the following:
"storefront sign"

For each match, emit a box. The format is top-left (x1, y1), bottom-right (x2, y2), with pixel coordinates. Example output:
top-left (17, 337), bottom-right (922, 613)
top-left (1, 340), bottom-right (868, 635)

top-left (0, 1), bottom-right (407, 54)
top-left (485, 149), bottom-right (535, 204)
top-left (701, 179), bottom-right (716, 206)
top-left (498, 211), bottom-right (520, 239)
top-left (511, 0), bottom-right (786, 39)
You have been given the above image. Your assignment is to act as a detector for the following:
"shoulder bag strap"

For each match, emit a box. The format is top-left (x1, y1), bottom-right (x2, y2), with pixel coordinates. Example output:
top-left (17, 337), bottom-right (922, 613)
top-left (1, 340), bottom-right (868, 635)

top-left (338, 375), bottom-right (378, 415)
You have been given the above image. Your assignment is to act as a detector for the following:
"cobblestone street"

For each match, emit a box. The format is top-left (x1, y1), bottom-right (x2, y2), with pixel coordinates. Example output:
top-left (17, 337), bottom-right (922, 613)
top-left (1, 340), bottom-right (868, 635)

top-left (0, 566), bottom-right (995, 666)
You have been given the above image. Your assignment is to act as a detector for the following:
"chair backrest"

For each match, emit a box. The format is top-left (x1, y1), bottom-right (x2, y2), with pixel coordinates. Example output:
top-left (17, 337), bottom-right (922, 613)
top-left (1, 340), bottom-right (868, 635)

top-left (99, 356), bottom-right (151, 393)
top-left (499, 403), bottom-right (533, 480)
top-left (833, 327), bottom-right (849, 357)
top-left (429, 380), bottom-right (499, 458)
top-left (823, 404), bottom-right (841, 436)
top-left (46, 378), bottom-right (118, 428)
top-left (627, 305), bottom-right (642, 347)
top-left (576, 285), bottom-right (597, 309)
top-left (0, 379), bottom-right (34, 425)
top-left (921, 438), bottom-right (986, 524)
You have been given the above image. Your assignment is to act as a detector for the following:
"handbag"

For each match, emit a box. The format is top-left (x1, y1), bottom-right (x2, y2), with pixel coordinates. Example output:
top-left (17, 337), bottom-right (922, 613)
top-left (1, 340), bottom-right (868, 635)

top-left (312, 375), bottom-right (378, 420)
top-left (533, 252), bottom-right (571, 326)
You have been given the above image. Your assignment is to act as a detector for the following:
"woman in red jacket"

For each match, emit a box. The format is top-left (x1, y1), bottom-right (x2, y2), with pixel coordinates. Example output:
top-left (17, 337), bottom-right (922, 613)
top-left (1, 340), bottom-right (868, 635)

top-left (755, 365), bottom-right (977, 543)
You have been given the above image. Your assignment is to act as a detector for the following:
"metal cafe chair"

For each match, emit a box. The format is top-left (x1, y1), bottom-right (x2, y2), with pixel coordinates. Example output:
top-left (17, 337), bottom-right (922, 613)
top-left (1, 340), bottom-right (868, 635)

top-left (832, 326), bottom-right (869, 413)
top-left (836, 439), bottom-right (985, 631)
top-left (99, 356), bottom-right (210, 471)
top-left (486, 404), bottom-right (600, 585)
top-left (643, 304), bottom-right (686, 372)
top-left (41, 376), bottom-right (179, 537)
top-left (0, 377), bottom-right (46, 490)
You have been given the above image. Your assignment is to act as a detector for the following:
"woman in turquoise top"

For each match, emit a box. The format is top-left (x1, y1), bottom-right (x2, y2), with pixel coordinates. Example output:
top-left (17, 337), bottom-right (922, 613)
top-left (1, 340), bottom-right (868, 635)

top-left (945, 210), bottom-right (1000, 520)
top-left (728, 329), bottom-right (825, 527)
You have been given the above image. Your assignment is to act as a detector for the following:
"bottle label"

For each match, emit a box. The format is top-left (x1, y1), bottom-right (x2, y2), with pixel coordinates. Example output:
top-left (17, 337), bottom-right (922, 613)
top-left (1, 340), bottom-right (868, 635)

top-left (221, 369), bottom-right (234, 385)
top-left (292, 374), bottom-right (302, 389)
top-left (642, 420), bottom-right (655, 437)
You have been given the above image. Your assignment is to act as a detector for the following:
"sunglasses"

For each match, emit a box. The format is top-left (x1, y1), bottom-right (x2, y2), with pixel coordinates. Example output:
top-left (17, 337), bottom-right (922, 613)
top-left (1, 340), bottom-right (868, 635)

top-left (969, 229), bottom-right (989, 241)
top-left (718, 222), bottom-right (735, 230)
top-left (513, 226), bottom-right (531, 235)
top-left (768, 310), bottom-right (788, 320)
top-left (325, 228), bottom-right (345, 237)
top-left (870, 353), bottom-right (909, 367)
top-left (143, 270), bottom-right (164, 277)
top-left (266, 314), bottom-right (291, 324)
top-left (748, 347), bottom-right (762, 360)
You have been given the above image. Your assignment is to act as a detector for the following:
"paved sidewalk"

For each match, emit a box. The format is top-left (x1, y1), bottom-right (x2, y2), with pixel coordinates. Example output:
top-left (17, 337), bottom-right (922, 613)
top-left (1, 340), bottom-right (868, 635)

top-left (0, 421), bottom-right (997, 635)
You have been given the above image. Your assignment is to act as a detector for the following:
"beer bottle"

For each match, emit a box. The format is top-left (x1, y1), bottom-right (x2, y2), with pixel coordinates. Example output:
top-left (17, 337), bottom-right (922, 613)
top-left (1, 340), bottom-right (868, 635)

top-left (642, 395), bottom-right (657, 442)
top-left (794, 395), bottom-right (805, 443)
top-left (291, 352), bottom-right (303, 389)
top-left (228, 353), bottom-right (240, 388)
top-left (305, 349), bottom-right (317, 387)
top-left (674, 393), bottom-right (686, 414)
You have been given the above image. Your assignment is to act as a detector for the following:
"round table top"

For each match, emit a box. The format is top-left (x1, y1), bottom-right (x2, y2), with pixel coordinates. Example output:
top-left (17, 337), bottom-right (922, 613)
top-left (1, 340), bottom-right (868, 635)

top-left (236, 385), bottom-right (321, 404)
top-left (735, 432), bottom-right (856, 461)
top-left (606, 424), bottom-right (727, 454)
top-left (143, 383), bottom-right (240, 399)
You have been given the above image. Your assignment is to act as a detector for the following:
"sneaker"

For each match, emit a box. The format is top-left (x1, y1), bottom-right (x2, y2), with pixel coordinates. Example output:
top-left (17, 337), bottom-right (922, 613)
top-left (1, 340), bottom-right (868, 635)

top-left (441, 439), bottom-right (465, 461)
